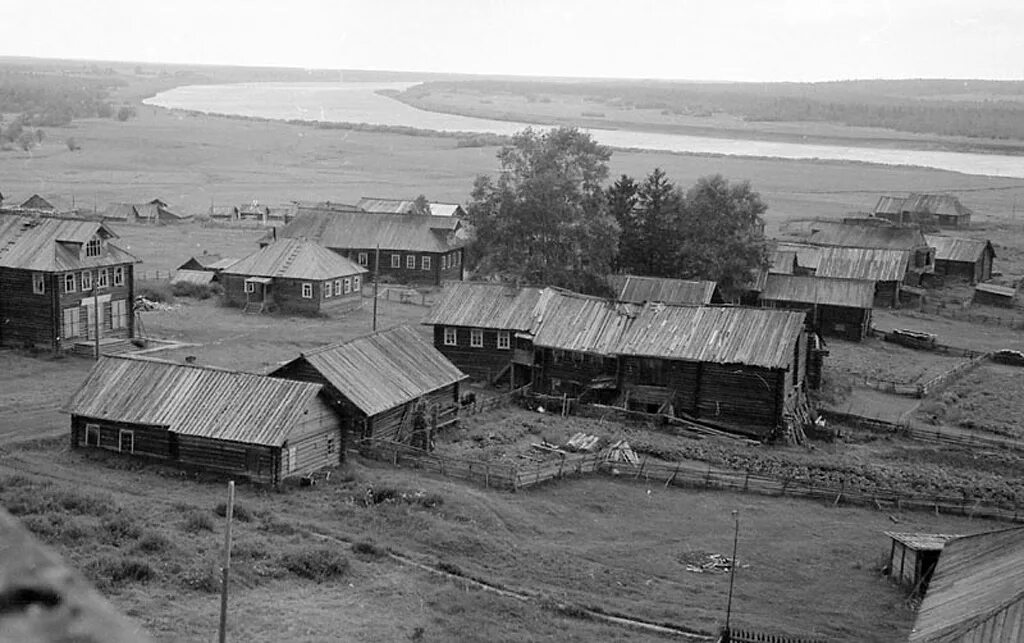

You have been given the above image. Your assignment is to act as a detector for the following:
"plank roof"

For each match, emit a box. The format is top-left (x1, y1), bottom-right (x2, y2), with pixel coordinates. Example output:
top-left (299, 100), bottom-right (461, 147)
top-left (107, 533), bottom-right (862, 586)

top-left (102, 203), bottom-right (137, 221)
top-left (760, 274), bottom-right (875, 308)
top-left (278, 325), bottom-right (467, 417)
top-left (63, 356), bottom-right (323, 447)
top-left (885, 532), bottom-right (964, 552)
top-left (876, 193), bottom-right (973, 219)
top-left (270, 208), bottom-right (464, 253)
top-left (615, 305), bottom-right (805, 370)
top-left (179, 254), bottom-right (225, 270)
top-left (422, 282), bottom-right (550, 332)
top-left (924, 235), bottom-right (995, 263)
top-left (775, 242), bottom-right (822, 271)
top-left (221, 239), bottom-right (367, 280)
top-left (20, 194), bottom-right (56, 211)
top-left (357, 197), bottom-right (418, 214)
top-left (815, 247), bottom-right (909, 281)
top-left (172, 269), bottom-right (215, 285)
top-left (607, 275), bottom-right (719, 306)
top-left (809, 221), bottom-right (928, 250)
top-left (769, 250), bottom-right (797, 275)
top-left (532, 290), bottom-right (639, 355)
top-left (0, 215), bottom-right (139, 272)
top-left (908, 527), bottom-right (1024, 642)
top-left (975, 282), bottom-right (1018, 298)
top-left (428, 202), bottom-right (465, 217)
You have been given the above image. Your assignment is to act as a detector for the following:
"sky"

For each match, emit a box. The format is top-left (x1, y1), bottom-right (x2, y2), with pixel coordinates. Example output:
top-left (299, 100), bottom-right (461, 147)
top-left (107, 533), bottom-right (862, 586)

top-left (1, 0), bottom-right (1022, 82)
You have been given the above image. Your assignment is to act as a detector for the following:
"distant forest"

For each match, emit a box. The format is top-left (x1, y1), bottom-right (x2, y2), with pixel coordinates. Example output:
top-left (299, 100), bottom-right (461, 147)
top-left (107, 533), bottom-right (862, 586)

top-left (404, 79), bottom-right (1024, 141)
top-left (0, 69), bottom-right (125, 127)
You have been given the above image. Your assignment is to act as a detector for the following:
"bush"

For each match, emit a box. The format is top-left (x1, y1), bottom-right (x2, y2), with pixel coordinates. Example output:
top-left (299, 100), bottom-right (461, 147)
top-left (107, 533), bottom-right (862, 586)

top-left (280, 546), bottom-right (350, 582)
top-left (21, 514), bottom-right (94, 545)
top-left (136, 281), bottom-right (175, 303)
top-left (116, 105), bottom-right (137, 121)
top-left (351, 540), bottom-right (388, 559)
top-left (88, 556), bottom-right (155, 587)
top-left (172, 281), bottom-right (218, 300)
top-left (214, 502), bottom-right (253, 522)
top-left (53, 489), bottom-right (111, 517)
top-left (134, 532), bottom-right (172, 554)
top-left (102, 515), bottom-right (143, 543)
top-left (182, 510), bottom-right (214, 533)
top-left (66, 137), bottom-right (80, 151)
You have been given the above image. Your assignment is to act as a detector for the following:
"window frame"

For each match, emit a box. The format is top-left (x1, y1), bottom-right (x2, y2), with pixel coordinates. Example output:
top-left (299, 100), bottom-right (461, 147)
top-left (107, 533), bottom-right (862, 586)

top-left (421, 256), bottom-right (431, 271)
top-left (301, 283), bottom-right (313, 299)
top-left (111, 299), bottom-right (126, 330)
top-left (443, 327), bottom-right (457, 346)
top-left (118, 429), bottom-right (134, 453)
top-left (97, 268), bottom-right (109, 288)
top-left (358, 252), bottom-right (368, 266)
top-left (391, 254), bottom-right (401, 269)
top-left (352, 275), bottom-right (361, 292)
top-left (64, 273), bottom-right (76, 293)
top-left (324, 280), bottom-right (333, 298)
top-left (32, 273), bottom-right (46, 295)
top-left (113, 266), bottom-right (125, 287)
top-left (497, 331), bottom-right (510, 350)
top-left (343, 277), bottom-right (352, 294)
top-left (85, 237), bottom-right (102, 258)
top-left (244, 281), bottom-right (255, 293)
top-left (80, 270), bottom-right (93, 291)
top-left (470, 328), bottom-right (483, 348)
top-left (334, 279), bottom-right (342, 295)
top-left (85, 423), bottom-right (101, 447)
top-left (406, 255), bottom-right (416, 270)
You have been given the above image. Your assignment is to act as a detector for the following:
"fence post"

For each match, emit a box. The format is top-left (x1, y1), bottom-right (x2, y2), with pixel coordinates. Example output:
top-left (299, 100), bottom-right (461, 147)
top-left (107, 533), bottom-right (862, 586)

top-left (666, 461), bottom-right (680, 488)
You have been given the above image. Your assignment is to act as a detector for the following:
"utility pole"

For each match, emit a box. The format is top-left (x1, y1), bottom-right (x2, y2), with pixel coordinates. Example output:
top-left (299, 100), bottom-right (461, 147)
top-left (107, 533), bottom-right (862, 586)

top-left (723, 510), bottom-right (740, 642)
top-left (93, 285), bottom-right (100, 360)
top-left (218, 481), bottom-right (235, 643)
top-left (372, 244), bottom-right (380, 332)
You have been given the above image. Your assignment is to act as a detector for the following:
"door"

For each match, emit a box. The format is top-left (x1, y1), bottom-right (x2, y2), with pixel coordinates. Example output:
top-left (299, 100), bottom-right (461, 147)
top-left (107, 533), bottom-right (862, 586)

top-left (84, 303), bottom-right (97, 340)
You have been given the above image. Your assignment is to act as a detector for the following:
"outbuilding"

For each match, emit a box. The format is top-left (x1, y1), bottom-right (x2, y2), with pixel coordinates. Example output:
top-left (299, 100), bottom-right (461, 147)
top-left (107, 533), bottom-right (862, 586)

top-left (759, 274), bottom-right (874, 341)
top-left (65, 356), bottom-right (341, 485)
top-left (885, 532), bottom-right (962, 595)
top-left (924, 235), bottom-right (995, 284)
top-left (973, 281), bottom-right (1019, 308)
top-left (814, 246), bottom-right (910, 308)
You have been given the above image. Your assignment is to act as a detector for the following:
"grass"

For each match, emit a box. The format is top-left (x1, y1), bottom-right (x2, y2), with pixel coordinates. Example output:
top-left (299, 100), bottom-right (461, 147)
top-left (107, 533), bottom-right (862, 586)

top-left (279, 546), bottom-right (350, 582)
top-left (917, 362), bottom-right (1024, 439)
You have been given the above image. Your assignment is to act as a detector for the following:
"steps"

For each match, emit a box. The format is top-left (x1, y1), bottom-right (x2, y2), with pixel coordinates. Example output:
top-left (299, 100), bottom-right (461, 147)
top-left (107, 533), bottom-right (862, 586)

top-left (72, 338), bottom-right (136, 358)
top-left (243, 301), bottom-right (265, 315)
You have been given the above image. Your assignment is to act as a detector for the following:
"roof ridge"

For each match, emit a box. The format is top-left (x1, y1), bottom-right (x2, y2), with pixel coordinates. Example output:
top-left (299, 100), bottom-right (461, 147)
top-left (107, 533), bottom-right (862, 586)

top-left (301, 324), bottom-right (414, 357)
top-left (100, 354), bottom-right (311, 384)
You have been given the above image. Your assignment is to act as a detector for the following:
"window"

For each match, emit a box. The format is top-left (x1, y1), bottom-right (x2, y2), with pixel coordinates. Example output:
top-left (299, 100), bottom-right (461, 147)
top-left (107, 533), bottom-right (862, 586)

top-left (391, 254), bottom-right (401, 268)
top-left (62, 307), bottom-right (81, 338)
top-left (327, 438), bottom-right (335, 456)
top-left (113, 266), bottom-right (125, 287)
top-left (421, 256), bottom-right (431, 271)
top-left (352, 275), bottom-right (361, 291)
top-left (64, 273), bottom-right (76, 293)
top-left (470, 328), bottom-right (483, 348)
top-left (80, 270), bottom-right (93, 291)
top-left (455, 252), bottom-right (461, 266)
top-left (97, 268), bottom-right (108, 288)
top-left (334, 279), bottom-right (342, 295)
top-left (406, 255), bottom-right (416, 269)
top-left (111, 300), bottom-right (127, 330)
top-left (358, 252), bottom-right (368, 266)
top-left (324, 281), bottom-right (333, 298)
top-left (444, 327), bottom-right (457, 346)
top-left (343, 278), bottom-right (352, 294)
top-left (85, 424), bottom-right (100, 447)
top-left (442, 255), bottom-right (448, 270)
top-left (118, 430), bottom-right (134, 453)
top-left (301, 283), bottom-right (313, 298)
top-left (85, 237), bottom-right (102, 257)
top-left (244, 281), bottom-right (255, 293)
top-left (497, 331), bottom-right (510, 350)
top-left (32, 273), bottom-right (45, 295)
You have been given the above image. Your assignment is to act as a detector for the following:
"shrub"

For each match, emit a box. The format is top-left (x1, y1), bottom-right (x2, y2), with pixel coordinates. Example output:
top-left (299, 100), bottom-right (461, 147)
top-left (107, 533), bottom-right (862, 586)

top-left (182, 510), bottom-right (214, 533)
top-left (134, 532), bottom-right (172, 554)
top-left (172, 281), bottom-right (217, 300)
top-left (136, 281), bottom-right (174, 303)
top-left (179, 562), bottom-right (221, 593)
top-left (21, 514), bottom-right (94, 545)
top-left (116, 105), bottom-right (137, 121)
top-left (65, 137), bottom-right (80, 151)
top-left (280, 546), bottom-right (349, 582)
top-left (102, 515), bottom-right (143, 543)
top-left (214, 502), bottom-right (253, 522)
top-left (88, 556), bottom-right (155, 586)
top-left (351, 540), bottom-right (388, 559)
top-left (415, 492), bottom-right (444, 509)
top-left (54, 489), bottom-right (111, 517)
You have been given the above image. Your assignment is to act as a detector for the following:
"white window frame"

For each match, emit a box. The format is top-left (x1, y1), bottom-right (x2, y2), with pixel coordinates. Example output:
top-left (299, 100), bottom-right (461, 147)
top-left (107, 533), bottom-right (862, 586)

top-left (244, 281), bottom-right (255, 293)
top-left (406, 255), bottom-right (416, 270)
top-left (64, 273), bottom-right (76, 293)
top-left (391, 254), bottom-right (401, 268)
top-left (334, 279), bottom-right (342, 295)
top-left (340, 277), bottom-right (349, 294)
top-left (470, 328), bottom-right (483, 348)
top-left (118, 429), bottom-right (134, 453)
top-left (301, 283), bottom-right (313, 299)
top-left (111, 300), bottom-right (127, 330)
top-left (80, 270), bottom-right (93, 291)
top-left (85, 423), bottom-right (101, 447)
top-left (96, 268), bottom-right (109, 288)
top-left (113, 266), bottom-right (125, 287)
top-left (497, 331), bottom-right (510, 350)
top-left (444, 327), bottom-right (457, 346)
top-left (85, 237), bottom-right (102, 258)
top-left (324, 281), bottom-right (333, 298)
top-left (358, 252), bottom-right (368, 266)
top-left (32, 273), bottom-right (45, 295)
top-left (352, 275), bottom-right (361, 291)
top-left (422, 256), bottom-right (431, 271)
top-left (62, 307), bottom-right (81, 338)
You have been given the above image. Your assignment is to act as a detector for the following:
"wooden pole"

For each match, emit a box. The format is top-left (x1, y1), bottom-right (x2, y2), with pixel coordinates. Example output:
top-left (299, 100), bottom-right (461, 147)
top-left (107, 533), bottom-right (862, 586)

top-left (372, 245), bottom-right (380, 331)
top-left (218, 481), bottom-right (235, 643)
top-left (725, 510), bottom-right (740, 636)
top-left (93, 286), bottom-right (100, 360)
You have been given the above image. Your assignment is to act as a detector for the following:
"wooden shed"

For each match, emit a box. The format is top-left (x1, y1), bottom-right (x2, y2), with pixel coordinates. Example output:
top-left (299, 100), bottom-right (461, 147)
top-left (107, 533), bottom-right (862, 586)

top-left (64, 356), bottom-right (341, 485)
top-left (874, 193), bottom-right (973, 229)
top-left (270, 326), bottom-right (468, 449)
top-left (220, 239), bottom-right (367, 315)
top-left (809, 221), bottom-right (934, 284)
top-left (814, 246), bottom-right (910, 308)
top-left (759, 274), bottom-right (874, 341)
top-left (886, 532), bottom-right (962, 595)
top-left (924, 235), bottom-right (995, 284)
top-left (422, 282), bottom-right (550, 385)
top-left (614, 305), bottom-right (808, 438)
top-left (973, 281), bottom-right (1019, 308)
top-left (908, 527), bottom-right (1024, 642)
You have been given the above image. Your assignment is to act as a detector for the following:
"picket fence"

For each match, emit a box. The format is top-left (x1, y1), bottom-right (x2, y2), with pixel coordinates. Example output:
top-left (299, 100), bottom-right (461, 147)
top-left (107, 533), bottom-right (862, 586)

top-left (862, 352), bottom-right (989, 399)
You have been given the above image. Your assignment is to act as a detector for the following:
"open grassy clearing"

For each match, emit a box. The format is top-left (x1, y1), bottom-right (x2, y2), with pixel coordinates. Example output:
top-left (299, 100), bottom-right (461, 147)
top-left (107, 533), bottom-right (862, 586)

top-left (0, 436), bottom-right (999, 642)
top-left (917, 362), bottom-right (1024, 440)
top-left (115, 223), bottom-right (266, 275)
top-left (825, 337), bottom-right (969, 385)
top-left (872, 309), bottom-right (1024, 352)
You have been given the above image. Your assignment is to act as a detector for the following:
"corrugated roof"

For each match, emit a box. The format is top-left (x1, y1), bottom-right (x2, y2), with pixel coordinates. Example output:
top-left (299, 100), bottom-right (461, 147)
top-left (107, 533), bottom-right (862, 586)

top-left (909, 527), bottom-right (1024, 642)
top-left (222, 239), bottom-right (367, 280)
top-left (815, 247), bottom-right (909, 281)
top-left (532, 291), bottom-right (639, 354)
top-left (279, 325), bottom-right (467, 417)
top-left (760, 274), bottom-right (875, 308)
top-left (422, 282), bottom-right (549, 332)
top-left (607, 275), bottom-right (719, 306)
top-left (0, 215), bottom-right (139, 271)
top-left (885, 532), bottom-right (964, 551)
top-left (270, 208), bottom-right (464, 253)
top-left (809, 221), bottom-right (928, 250)
top-left (63, 356), bottom-right (322, 447)
top-left (924, 235), bottom-right (994, 263)
top-left (615, 305), bottom-right (805, 370)
top-left (776, 242), bottom-right (822, 271)
top-left (172, 269), bottom-right (215, 285)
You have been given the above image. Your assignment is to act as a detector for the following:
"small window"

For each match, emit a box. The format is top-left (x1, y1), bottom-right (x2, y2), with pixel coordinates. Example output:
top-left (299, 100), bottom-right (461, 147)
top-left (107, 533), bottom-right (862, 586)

top-left (97, 268), bottom-right (109, 288)
top-left (421, 256), bottom-right (431, 271)
top-left (442, 255), bottom-right (448, 270)
top-left (406, 255), bottom-right (416, 270)
top-left (391, 254), bottom-right (401, 268)
top-left (32, 273), bottom-right (45, 295)
top-left (444, 327), bottom-right (457, 346)
top-left (85, 424), bottom-right (100, 447)
top-left (497, 331), bottom-right (510, 350)
top-left (470, 328), bottom-right (483, 348)
top-left (85, 237), bottom-right (102, 257)
top-left (324, 281), bottom-right (333, 298)
top-left (113, 266), bottom-right (125, 287)
top-left (301, 283), bottom-right (313, 298)
top-left (80, 270), bottom-right (93, 291)
top-left (343, 277), bottom-right (352, 294)
top-left (353, 275), bottom-right (361, 291)
top-left (244, 281), bottom-right (255, 293)
top-left (327, 438), bottom-right (335, 455)
top-left (358, 252), bottom-right (368, 266)
top-left (64, 273), bottom-right (76, 293)
top-left (118, 430), bottom-right (134, 453)
top-left (334, 279), bottom-right (342, 294)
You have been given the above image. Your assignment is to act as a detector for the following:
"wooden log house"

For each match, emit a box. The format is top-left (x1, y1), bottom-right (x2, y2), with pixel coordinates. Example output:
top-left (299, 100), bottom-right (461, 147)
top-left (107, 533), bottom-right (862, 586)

top-left (874, 193), bottom-right (973, 229)
top-left (809, 221), bottom-right (935, 287)
top-left (0, 214), bottom-right (139, 353)
top-left (814, 246), bottom-right (910, 308)
top-left (64, 356), bottom-right (341, 485)
top-left (759, 274), bottom-right (875, 341)
top-left (924, 235), bottom-right (996, 284)
top-left (270, 325), bottom-right (468, 448)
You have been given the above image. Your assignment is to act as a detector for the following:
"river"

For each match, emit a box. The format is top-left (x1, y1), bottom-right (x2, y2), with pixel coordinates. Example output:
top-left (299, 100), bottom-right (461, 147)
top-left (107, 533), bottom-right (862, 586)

top-left (145, 81), bottom-right (1024, 179)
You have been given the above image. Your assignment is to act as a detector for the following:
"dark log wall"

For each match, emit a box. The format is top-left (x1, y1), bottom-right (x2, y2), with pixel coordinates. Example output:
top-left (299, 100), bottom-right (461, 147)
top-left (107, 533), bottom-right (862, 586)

top-left (0, 268), bottom-right (57, 349)
top-left (57, 264), bottom-right (135, 350)
top-left (71, 416), bottom-right (170, 459)
top-left (367, 384), bottom-right (459, 443)
top-left (534, 348), bottom-right (617, 397)
top-left (176, 436), bottom-right (278, 485)
top-left (222, 275), bottom-right (362, 315)
top-left (874, 281), bottom-right (900, 308)
top-left (335, 247), bottom-right (463, 286)
top-left (221, 274), bottom-right (249, 307)
top-left (280, 395), bottom-right (343, 475)
top-left (269, 360), bottom-right (363, 447)
top-left (818, 305), bottom-right (870, 341)
top-left (620, 358), bottom-right (699, 415)
top-left (432, 325), bottom-right (512, 380)
top-left (935, 257), bottom-right (991, 284)
top-left (698, 364), bottom-right (782, 436)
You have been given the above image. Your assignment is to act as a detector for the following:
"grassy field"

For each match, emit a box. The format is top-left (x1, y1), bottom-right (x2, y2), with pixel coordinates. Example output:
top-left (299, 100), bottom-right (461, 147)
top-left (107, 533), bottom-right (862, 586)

top-left (918, 362), bottom-right (1024, 439)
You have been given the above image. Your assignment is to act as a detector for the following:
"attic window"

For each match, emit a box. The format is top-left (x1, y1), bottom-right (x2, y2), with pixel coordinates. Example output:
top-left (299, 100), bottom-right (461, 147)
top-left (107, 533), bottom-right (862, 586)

top-left (85, 237), bottom-right (102, 257)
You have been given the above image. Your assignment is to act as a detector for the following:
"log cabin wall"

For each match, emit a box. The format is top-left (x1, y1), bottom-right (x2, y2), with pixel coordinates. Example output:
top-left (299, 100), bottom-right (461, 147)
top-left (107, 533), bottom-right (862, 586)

top-left (71, 415), bottom-right (171, 459)
top-left (534, 348), bottom-right (618, 397)
top-left (176, 436), bottom-right (278, 485)
top-left (432, 325), bottom-right (512, 381)
top-left (269, 361), bottom-right (360, 448)
top-left (874, 281), bottom-right (900, 308)
top-left (337, 247), bottom-right (463, 286)
top-left (0, 268), bottom-right (58, 349)
top-left (366, 384), bottom-right (459, 443)
top-left (280, 395), bottom-right (344, 474)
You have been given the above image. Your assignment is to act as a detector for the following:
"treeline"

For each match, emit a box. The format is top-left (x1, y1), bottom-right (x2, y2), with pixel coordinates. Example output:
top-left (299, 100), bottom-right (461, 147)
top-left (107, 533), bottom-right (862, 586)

top-left (0, 71), bottom-right (130, 128)
top-left (405, 79), bottom-right (1024, 141)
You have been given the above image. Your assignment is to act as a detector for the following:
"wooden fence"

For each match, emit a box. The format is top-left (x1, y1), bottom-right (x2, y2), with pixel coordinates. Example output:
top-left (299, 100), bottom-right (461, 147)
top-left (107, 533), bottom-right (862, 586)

top-left (917, 302), bottom-right (1024, 329)
top-left (460, 385), bottom-right (531, 418)
top-left (136, 270), bottom-right (174, 282)
top-left (724, 628), bottom-right (825, 643)
top-left (819, 408), bottom-right (1024, 453)
top-left (862, 352), bottom-right (989, 399)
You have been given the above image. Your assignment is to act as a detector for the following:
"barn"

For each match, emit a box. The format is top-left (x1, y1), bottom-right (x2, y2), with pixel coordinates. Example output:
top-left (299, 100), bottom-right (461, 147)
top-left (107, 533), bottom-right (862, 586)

top-left (614, 305), bottom-right (808, 438)
top-left (607, 274), bottom-right (723, 305)
top-left (422, 282), bottom-right (550, 385)
top-left (874, 193), bottom-right (973, 229)
top-left (220, 239), bottom-right (367, 315)
top-left (65, 356), bottom-right (341, 485)
top-left (973, 282), bottom-right (1019, 308)
top-left (270, 326), bottom-right (468, 449)
top-left (814, 246), bottom-right (910, 308)
top-left (908, 527), bottom-right (1024, 642)
top-left (809, 221), bottom-right (934, 284)
top-left (759, 274), bottom-right (874, 341)
top-left (924, 235), bottom-right (996, 284)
